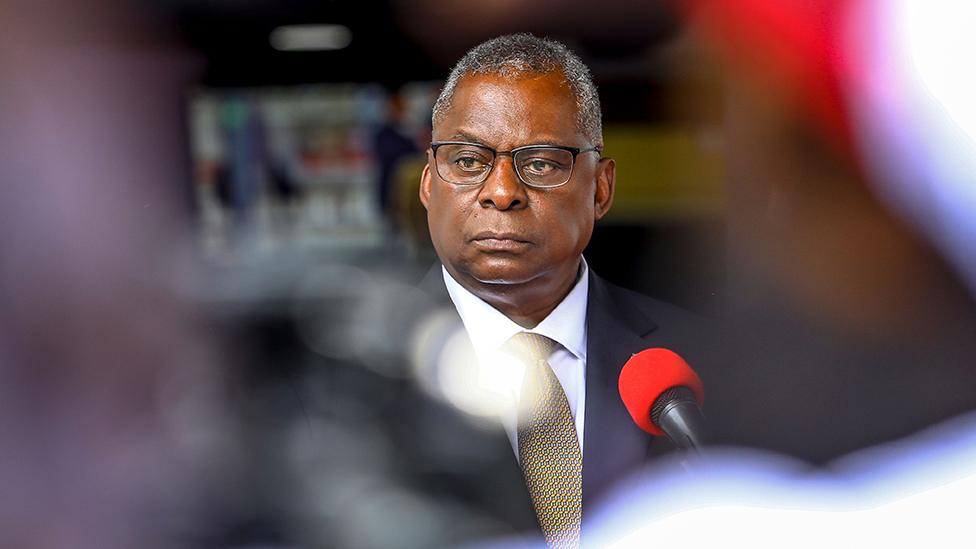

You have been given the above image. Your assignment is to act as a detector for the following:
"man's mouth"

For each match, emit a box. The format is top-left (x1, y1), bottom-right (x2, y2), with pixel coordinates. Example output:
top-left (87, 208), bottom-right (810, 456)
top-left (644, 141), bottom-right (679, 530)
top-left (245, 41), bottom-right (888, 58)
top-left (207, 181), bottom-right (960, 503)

top-left (470, 232), bottom-right (532, 251)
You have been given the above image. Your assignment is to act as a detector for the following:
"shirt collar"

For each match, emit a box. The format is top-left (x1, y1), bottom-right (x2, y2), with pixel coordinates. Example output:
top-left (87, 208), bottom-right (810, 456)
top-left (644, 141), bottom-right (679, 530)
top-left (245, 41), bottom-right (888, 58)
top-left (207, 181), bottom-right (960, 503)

top-left (441, 259), bottom-right (589, 361)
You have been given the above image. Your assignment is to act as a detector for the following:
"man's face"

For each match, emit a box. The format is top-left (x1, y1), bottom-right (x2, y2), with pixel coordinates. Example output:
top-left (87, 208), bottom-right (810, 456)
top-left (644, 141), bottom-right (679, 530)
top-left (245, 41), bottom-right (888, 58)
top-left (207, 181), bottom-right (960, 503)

top-left (420, 72), bottom-right (614, 295)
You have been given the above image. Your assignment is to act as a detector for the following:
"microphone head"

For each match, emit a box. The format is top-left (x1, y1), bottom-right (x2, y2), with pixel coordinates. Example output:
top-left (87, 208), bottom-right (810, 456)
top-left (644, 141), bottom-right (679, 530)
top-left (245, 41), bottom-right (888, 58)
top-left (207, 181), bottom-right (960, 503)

top-left (618, 348), bottom-right (704, 436)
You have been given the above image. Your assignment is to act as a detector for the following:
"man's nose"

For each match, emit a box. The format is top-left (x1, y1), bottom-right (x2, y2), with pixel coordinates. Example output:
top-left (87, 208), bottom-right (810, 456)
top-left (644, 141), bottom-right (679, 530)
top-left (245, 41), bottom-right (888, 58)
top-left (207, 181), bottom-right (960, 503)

top-left (477, 156), bottom-right (528, 210)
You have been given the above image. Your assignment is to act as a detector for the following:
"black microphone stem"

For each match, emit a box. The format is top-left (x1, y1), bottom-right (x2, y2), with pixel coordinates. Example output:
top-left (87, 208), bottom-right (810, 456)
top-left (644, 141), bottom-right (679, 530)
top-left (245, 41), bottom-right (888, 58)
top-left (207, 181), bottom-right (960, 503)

top-left (657, 399), bottom-right (706, 454)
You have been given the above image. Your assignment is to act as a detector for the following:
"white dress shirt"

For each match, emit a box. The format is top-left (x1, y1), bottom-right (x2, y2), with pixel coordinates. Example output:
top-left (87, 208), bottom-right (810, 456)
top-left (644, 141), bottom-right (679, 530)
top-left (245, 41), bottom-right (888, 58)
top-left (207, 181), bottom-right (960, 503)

top-left (442, 260), bottom-right (589, 456)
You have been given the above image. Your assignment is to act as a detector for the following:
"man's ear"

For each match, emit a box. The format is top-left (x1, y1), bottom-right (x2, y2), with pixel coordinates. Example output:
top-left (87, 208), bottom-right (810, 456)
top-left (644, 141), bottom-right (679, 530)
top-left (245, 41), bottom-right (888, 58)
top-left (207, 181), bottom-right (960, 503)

top-left (419, 162), bottom-right (432, 211)
top-left (593, 157), bottom-right (615, 221)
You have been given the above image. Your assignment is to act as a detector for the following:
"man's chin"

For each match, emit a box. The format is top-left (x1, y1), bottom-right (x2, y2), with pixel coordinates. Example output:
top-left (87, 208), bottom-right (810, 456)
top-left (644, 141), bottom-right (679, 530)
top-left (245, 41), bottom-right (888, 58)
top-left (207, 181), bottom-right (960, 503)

top-left (456, 261), bottom-right (539, 287)
top-left (470, 270), bottom-right (535, 286)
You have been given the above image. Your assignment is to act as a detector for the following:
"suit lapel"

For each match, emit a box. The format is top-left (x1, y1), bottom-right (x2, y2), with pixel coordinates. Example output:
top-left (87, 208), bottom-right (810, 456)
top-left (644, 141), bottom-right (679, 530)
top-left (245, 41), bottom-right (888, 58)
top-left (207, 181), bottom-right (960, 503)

top-left (581, 271), bottom-right (660, 528)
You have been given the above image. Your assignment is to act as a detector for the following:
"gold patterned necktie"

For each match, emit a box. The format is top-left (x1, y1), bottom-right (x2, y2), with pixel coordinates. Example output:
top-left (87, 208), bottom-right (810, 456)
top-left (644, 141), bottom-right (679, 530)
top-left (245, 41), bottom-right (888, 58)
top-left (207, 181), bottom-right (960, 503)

top-left (507, 332), bottom-right (582, 549)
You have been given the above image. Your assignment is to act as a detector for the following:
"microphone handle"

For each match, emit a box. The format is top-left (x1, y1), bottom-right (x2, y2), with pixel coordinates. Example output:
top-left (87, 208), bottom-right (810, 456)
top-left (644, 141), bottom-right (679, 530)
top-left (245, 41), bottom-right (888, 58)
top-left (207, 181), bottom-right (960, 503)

top-left (657, 399), bottom-right (706, 453)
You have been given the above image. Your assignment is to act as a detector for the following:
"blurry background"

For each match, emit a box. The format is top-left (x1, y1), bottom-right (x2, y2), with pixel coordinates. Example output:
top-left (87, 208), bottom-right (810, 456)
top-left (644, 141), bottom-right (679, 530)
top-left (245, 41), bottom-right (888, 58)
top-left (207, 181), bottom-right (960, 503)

top-left (2, 0), bottom-right (975, 547)
top-left (178, 0), bottom-right (725, 313)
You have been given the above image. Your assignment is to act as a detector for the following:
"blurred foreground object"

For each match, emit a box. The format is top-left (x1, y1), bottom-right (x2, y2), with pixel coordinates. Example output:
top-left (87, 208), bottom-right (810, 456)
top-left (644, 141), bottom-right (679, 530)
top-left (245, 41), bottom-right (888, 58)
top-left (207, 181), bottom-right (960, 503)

top-left (674, 0), bottom-right (976, 463)
top-left (682, 0), bottom-right (976, 297)
top-left (584, 411), bottom-right (976, 548)
top-left (0, 1), bottom-right (233, 547)
top-left (846, 0), bottom-right (976, 298)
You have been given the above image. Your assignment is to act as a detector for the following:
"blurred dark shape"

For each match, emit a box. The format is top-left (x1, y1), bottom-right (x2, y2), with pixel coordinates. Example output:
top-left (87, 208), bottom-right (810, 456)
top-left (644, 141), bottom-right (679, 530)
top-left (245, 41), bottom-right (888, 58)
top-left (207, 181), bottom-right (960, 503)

top-left (223, 97), bottom-right (264, 214)
top-left (168, 0), bottom-right (443, 88)
top-left (373, 90), bottom-right (420, 222)
top-left (211, 95), bottom-right (304, 246)
top-left (396, 0), bottom-right (682, 67)
top-left (200, 260), bottom-right (547, 547)
top-left (392, 154), bottom-right (437, 261)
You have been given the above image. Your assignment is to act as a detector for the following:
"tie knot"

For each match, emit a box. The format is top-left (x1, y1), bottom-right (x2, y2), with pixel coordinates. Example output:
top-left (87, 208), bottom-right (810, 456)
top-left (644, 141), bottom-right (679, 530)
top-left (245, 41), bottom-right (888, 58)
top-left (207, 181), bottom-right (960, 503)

top-left (505, 332), bottom-right (559, 366)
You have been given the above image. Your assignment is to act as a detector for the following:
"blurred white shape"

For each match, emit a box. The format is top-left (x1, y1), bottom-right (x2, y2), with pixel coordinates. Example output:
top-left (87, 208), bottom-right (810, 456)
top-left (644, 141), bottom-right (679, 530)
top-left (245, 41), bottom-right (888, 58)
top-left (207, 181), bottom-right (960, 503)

top-left (600, 468), bottom-right (976, 548)
top-left (270, 24), bottom-right (352, 51)
top-left (579, 412), bottom-right (976, 549)
top-left (905, 2), bottom-right (976, 147)
top-left (846, 0), bottom-right (976, 296)
top-left (410, 309), bottom-right (509, 420)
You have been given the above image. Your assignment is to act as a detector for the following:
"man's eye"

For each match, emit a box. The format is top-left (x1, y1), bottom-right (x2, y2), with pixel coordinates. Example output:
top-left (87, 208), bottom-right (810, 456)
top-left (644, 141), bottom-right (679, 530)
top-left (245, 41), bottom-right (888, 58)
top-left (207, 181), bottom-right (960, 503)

top-left (523, 159), bottom-right (557, 175)
top-left (455, 156), bottom-right (487, 171)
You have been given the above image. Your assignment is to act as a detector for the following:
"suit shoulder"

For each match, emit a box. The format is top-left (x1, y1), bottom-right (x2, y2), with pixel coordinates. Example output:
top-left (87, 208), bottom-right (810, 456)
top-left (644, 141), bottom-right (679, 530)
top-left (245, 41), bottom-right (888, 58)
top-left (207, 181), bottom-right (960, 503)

top-left (597, 276), bottom-right (706, 327)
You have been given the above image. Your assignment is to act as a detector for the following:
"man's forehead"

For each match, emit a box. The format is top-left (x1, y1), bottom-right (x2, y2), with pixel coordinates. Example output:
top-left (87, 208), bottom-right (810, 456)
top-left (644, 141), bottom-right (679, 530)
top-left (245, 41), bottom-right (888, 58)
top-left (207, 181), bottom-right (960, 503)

top-left (442, 128), bottom-right (571, 148)
top-left (433, 72), bottom-right (582, 146)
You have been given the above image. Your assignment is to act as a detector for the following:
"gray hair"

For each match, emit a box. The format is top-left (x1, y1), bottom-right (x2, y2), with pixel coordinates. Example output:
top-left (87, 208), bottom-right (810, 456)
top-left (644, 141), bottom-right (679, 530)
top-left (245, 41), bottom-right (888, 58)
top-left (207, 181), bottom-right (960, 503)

top-left (431, 33), bottom-right (603, 146)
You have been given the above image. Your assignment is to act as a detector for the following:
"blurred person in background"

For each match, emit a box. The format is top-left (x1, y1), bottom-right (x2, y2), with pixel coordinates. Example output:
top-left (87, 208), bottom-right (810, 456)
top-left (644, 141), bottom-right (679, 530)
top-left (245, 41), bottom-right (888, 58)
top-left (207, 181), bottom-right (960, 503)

top-left (374, 89), bottom-right (421, 228)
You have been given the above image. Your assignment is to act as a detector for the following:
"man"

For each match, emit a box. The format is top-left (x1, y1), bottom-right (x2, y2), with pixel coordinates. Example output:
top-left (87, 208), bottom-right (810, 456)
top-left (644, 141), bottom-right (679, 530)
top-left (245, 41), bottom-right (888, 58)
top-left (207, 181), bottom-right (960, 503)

top-left (417, 34), bottom-right (711, 547)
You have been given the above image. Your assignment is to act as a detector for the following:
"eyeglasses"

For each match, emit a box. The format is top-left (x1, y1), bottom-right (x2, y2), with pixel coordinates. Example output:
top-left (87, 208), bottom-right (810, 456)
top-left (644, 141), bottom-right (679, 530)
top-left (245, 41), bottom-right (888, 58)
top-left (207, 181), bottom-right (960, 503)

top-left (430, 141), bottom-right (601, 189)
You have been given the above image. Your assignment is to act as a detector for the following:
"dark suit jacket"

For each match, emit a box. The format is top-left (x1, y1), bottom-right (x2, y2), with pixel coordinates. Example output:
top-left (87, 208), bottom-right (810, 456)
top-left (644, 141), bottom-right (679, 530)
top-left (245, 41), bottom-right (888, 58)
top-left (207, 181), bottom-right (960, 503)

top-left (411, 262), bottom-right (715, 544)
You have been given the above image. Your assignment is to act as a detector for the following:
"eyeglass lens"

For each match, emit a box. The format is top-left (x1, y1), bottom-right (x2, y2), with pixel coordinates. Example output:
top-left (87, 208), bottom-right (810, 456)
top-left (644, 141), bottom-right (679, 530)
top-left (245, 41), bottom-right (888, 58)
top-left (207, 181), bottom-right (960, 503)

top-left (435, 143), bottom-right (575, 187)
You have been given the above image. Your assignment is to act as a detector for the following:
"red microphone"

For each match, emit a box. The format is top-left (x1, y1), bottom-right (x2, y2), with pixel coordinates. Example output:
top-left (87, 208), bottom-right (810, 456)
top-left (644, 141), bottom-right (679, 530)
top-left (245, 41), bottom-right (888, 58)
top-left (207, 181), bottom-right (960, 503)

top-left (618, 348), bottom-right (706, 451)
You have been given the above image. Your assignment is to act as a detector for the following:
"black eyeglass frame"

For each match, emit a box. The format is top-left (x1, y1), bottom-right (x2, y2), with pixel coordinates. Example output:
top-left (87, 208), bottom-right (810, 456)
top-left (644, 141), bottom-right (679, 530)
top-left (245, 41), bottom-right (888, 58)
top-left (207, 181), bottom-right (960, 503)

top-left (429, 141), bottom-right (602, 189)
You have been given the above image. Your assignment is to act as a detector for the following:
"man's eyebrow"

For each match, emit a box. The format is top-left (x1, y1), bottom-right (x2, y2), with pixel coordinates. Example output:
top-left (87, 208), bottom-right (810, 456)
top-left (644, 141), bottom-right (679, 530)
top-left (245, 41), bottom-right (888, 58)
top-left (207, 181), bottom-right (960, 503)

top-left (447, 130), bottom-right (484, 143)
top-left (444, 131), bottom-right (573, 148)
top-left (522, 139), bottom-right (566, 147)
